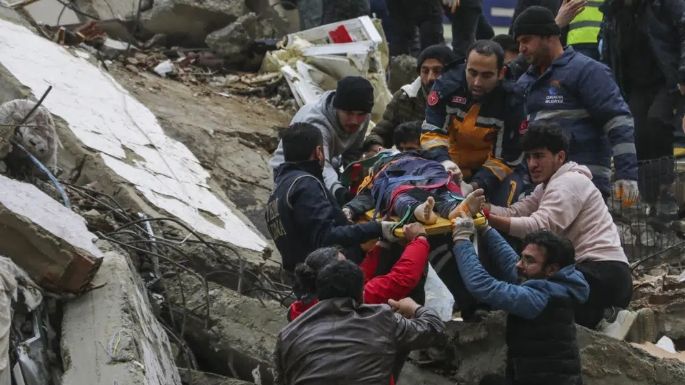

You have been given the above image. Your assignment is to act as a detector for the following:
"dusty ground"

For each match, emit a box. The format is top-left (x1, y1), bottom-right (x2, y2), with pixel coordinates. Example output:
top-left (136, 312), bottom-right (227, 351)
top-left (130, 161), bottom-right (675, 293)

top-left (111, 65), bottom-right (293, 238)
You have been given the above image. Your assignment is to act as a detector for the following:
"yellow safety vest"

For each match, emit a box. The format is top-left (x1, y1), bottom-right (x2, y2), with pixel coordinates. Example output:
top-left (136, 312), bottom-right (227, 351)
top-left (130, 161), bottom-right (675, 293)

top-left (567, 0), bottom-right (604, 45)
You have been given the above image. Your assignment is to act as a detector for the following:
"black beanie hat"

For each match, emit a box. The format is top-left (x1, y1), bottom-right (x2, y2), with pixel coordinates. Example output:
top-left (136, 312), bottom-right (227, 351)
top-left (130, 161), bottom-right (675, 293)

top-left (333, 76), bottom-right (374, 113)
top-left (513, 6), bottom-right (561, 39)
top-left (416, 44), bottom-right (459, 73)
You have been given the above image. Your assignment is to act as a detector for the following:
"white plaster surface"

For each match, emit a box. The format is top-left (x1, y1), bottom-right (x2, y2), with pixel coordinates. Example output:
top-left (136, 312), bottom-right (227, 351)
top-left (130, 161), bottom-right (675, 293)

top-left (0, 19), bottom-right (266, 251)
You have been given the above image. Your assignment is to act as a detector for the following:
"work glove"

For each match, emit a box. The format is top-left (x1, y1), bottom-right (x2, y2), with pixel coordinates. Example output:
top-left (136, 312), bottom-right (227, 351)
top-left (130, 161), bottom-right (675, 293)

top-left (441, 160), bottom-right (463, 182)
top-left (342, 207), bottom-right (354, 223)
top-left (452, 214), bottom-right (475, 242)
top-left (613, 179), bottom-right (639, 207)
top-left (381, 221), bottom-right (401, 243)
top-left (452, 188), bottom-right (485, 218)
top-left (442, 0), bottom-right (460, 11)
top-left (334, 187), bottom-right (352, 206)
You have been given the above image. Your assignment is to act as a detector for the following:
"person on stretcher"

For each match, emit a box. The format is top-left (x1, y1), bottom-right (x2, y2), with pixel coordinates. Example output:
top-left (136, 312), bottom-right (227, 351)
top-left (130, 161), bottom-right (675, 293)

top-left (344, 121), bottom-right (485, 225)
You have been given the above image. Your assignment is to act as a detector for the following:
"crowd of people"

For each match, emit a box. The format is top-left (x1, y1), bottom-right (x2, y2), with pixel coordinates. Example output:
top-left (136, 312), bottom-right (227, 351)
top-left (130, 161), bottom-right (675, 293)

top-left (265, 1), bottom-right (685, 384)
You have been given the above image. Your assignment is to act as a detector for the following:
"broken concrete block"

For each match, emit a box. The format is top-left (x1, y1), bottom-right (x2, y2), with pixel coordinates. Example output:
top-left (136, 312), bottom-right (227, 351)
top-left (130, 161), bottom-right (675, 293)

top-left (141, 0), bottom-right (248, 46)
top-left (178, 368), bottom-right (255, 385)
top-left (61, 247), bottom-right (181, 385)
top-left (0, 18), bottom-right (268, 254)
top-left (388, 54), bottom-right (417, 94)
top-left (72, 0), bottom-right (150, 21)
top-left (0, 99), bottom-right (59, 169)
top-left (205, 12), bottom-right (275, 66)
top-left (166, 277), bottom-right (285, 385)
top-left (0, 174), bottom-right (101, 293)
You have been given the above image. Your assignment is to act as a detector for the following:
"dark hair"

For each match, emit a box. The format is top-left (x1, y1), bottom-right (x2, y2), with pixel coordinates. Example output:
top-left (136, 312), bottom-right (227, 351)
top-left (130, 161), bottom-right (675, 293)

top-left (363, 136), bottom-right (384, 152)
top-left (492, 34), bottom-right (518, 54)
top-left (393, 121), bottom-right (422, 148)
top-left (523, 230), bottom-right (575, 268)
top-left (293, 247), bottom-right (341, 296)
top-left (521, 122), bottom-right (569, 156)
top-left (467, 39), bottom-right (505, 70)
top-left (316, 260), bottom-right (364, 300)
top-left (282, 122), bottom-right (323, 162)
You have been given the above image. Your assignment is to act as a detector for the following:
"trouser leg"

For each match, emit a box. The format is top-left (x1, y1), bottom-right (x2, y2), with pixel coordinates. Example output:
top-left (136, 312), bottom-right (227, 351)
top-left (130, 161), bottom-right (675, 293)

top-left (574, 261), bottom-right (633, 328)
top-left (449, 6), bottom-right (481, 60)
top-left (387, 0), bottom-right (414, 56)
top-left (416, 0), bottom-right (445, 51)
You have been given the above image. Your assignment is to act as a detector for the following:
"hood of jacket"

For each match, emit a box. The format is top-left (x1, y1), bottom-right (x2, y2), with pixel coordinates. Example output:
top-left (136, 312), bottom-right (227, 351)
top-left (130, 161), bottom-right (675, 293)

top-left (524, 264), bottom-right (590, 304)
top-left (546, 161), bottom-right (593, 187)
top-left (401, 76), bottom-right (424, 98)
top-left (317, 90), bottom-right (371, 141)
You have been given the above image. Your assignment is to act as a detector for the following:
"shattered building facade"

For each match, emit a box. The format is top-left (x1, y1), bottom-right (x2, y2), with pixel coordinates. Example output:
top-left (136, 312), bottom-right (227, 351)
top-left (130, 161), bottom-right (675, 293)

top-left (0, 1), bottom-right (682, 384)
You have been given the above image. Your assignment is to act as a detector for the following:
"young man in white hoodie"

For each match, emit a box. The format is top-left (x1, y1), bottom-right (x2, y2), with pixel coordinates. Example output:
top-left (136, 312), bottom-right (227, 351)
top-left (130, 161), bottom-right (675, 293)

top-left (480, 122), bottom-right (633, 332)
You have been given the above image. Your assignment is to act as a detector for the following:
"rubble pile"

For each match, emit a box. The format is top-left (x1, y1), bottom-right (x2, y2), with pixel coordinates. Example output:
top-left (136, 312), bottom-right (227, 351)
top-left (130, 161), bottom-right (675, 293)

top-left (0, 2), bottom-right (683, 385)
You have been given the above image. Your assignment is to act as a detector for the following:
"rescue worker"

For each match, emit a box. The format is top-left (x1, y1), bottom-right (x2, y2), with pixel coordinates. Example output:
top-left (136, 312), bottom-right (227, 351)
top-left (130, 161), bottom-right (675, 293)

top-left (270, 76), bottom-right (374, 205)
top-left (561, 0), bottom-right (601, 60)
top-left (492, 34), bottom-right (528, 81)
top-left (509, 0), bottom-right (561, 36)
top-left (368, 45), bottom-right (458, 149)
top-left (274, 260), bottom-right (445, 385)
top-left (422, 39), bottom-right (527, 206)
top-left (513, 6), bottom-right (639, 201)
top-left (481, 123), bottom-right (633, 329)
top-left (386, 0), bottom-right (444, 56)
top-left (452, 221), bottom-right (589, 385)
top-left (602, 0), bottom-right (685, 212)
top-left (265, 122), bottom-right (398, 272)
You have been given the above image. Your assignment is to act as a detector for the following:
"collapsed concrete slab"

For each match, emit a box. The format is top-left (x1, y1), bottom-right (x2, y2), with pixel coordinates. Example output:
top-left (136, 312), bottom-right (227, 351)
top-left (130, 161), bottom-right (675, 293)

top-left (61, 246), bottom-right (182, 385)
top-left (0, 18), bottom-right (268, 255)
top-left (205, 12), bottom-right (276, 67)
top-left (0, 174), bottom-right (101, 293)
top-left (166, 276), bottom-right (284, 384)
top-left (141, 0), bottom-right (248, 46)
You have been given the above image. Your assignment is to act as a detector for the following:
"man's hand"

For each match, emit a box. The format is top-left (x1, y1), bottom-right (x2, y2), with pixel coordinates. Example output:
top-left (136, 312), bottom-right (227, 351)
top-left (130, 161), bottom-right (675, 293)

top-left (555, 0), bottom-right (586, 28)
top-left (452, 213), bottom-right (475, 242)
top-left (388, 297), bottom-right (421, 319)
top-left (403, 222), bottom-right (427, 242)
top-left (381, 221), bottom-right (401, 242)
top-left (441, 160), bottom-right (463, 182)
top-left (613, 179), bottom-right (639, 207)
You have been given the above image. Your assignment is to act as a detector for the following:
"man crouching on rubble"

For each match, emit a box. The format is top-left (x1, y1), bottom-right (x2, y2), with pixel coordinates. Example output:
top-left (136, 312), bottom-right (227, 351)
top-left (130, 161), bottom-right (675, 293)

top-left (265, 122), bottom-right (398, 272)
top-left (270, 76), bottom-right (375, 205)
top-left (452, 220), bottom-right (589, 385)
top-left (274, 259), bottom-right (445, 385)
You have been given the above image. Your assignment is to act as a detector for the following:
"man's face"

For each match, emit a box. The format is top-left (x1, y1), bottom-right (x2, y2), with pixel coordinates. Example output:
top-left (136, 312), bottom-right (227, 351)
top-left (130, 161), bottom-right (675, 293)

top-left (517, 35), bottom-right (550, 66)
top-left (337, 109), bottom-right (369, 134)
top-left (516, 244), bottom-right (557, 281)
top-left (313, 145), bottom-right (325, 168)
top-left (397, 140), bottom-right (421, 152)
top-left (465, 51), bottom-right (504, 100)
top-left (420, 58), bottom-right (445, 90)
top-left (504, 50), bottom-right (519, 65)
top-left (526, 147), bottom-right (565, 184)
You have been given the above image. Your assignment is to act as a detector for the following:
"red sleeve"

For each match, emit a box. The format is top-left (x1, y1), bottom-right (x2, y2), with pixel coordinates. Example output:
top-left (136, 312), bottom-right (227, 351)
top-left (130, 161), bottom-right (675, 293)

top-left (363, 237), bottom-right (430, 304)
top-left (359, 245), bottom-right (382, 283)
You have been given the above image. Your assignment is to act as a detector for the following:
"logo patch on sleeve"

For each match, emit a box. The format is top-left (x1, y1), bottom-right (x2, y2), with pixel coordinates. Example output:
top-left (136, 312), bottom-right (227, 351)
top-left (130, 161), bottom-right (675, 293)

top-left (519, 120), bottom-right (529, 135)
top-left (451, 96), bottom-right (467, 104)
top-left (427, 90), bottom-right (439, 106)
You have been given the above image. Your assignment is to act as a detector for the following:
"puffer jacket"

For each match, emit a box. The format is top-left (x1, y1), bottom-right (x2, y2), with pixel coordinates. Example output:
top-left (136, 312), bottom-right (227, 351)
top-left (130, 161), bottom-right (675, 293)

top-left (274, 297), bottom-right (445, 385)
top-left (368, 77), bottom-right (427, 148)
top-left (270, 91), bottom-right (369, 197)
top-left (517, 47), bottom-right (638, 196)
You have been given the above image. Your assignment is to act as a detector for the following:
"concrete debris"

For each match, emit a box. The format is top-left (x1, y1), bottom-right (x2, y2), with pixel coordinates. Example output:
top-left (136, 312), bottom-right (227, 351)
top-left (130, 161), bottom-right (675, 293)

top-left (61, 246), bottom-right (182, 385)
top-left (141, 0), bottom-right (249, 46)
top-left (205, 12), bottom-right (276, 68)
top-left (177, 368), bottom-right (255, 385)
top-left (72, 0), bottom-right (151, 22)
top-left (388, 54), bottom-right (417, 94)
top-left (153, 59), bottom-right (175, 77)
top-left (261, 16), bottom-right (393, 122)
top-left (0, 18), bottom-right (268, 253)
top-left (165, 277), bottom-right (284, 384)
top-left (0, 174), bottom-right (101, 293)
top-left (0, 99), bottom-right (59, 170)
top-left (657, 336), bottom-right (677, 354)
top-left (441, 311), bottom-right (685, 385)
